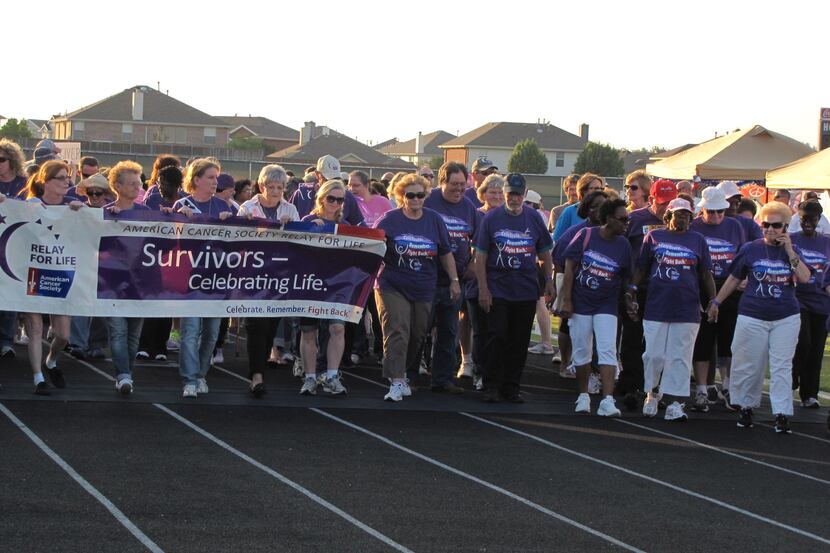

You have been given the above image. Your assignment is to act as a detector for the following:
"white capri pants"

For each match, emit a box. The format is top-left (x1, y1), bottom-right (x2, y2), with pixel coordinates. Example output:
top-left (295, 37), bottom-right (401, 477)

top-left (642, 320), bottom-right (699, 398)
top-left (570, 313), bottom-right (619, 367)
top-left (730, 313), bottom-right (800, 416)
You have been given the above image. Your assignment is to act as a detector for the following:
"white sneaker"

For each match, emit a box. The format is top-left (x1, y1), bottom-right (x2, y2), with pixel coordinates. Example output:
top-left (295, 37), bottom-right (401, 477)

top-left (322, 374), bottom-right (347, 395)
top-left (551, 349), bottom-right (562, 364)
top-left (456, 360), bottom-right (474, 379)
top-left (280, 352), bottom-right (295, 364)
top-left (587, 372), bottom-right (601, 395)
top-left (212, 349), bottom-right (224, 364)
top-left (597, 396), bottom-right (621, 417)
top-left (350, 353), bottom-right (361, 365)
top-left (45, 355), bottom-right (57, 370)
top-left (300, 375), bottom-right (318, 395)
top-left (419, 359), bottom-right (429, 375)
top-left (384, 382), bottom-right (405, 402)
top-left (802, 397), bottom-right (821, 409)
top-left (473, 375), bottom-right (484, 391)
top-left (575, 393), bottom-right (591, 413)
top-left (402, 379), bottom-right (413, 397)
top-left (15, 331), bottom-right (29, 345)
top-left (0, 345), bottom-right (15, 358)
top-left (293, 357), bottom-right (305, 378)
top-left (643, 393), bottom-right (661, 417)
top-left (136, 351), bottom-right (150, 360)
top-left (154, 353), bottom-right (167, 361)
top-left (196, 378), bottom-right (209, 394)
top-left (528, 343), bottom-right (555, 355)
top-left (116, 377), bottom-right (133, 396)
top-left (559, 363), bottom-right (576, 379)
top-left (665, 401), bottom-right (688, 422)
top-left (182, 384), bottom-right (197, 398)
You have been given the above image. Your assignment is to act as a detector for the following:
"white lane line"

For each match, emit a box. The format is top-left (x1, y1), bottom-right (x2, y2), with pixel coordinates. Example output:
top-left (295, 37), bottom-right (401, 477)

top-left (0, 402), bottom-right (164, 553)
top-left (310, 408), bottom-right (644, 553)
top-left (340, 370), bottom-right (386, 389)
top-left (211, 364), bottom-right (251, 384)
top-left (755, 422), bottom-right (830, 445)
top-left (48, 340), bottom-right (115, 382)
top-left (153, 404), bottom-right (412, 553)
top-left (462, 413), bottom-right (830, 546)
top-left (614, 419), bottom-right (830, 486)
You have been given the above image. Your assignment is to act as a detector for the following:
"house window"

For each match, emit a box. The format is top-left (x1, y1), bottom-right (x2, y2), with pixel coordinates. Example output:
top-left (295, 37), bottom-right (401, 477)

top-left (555, 152), bottom-right (565, 168)
top-left (122, 123), bottom-right (133, 142)
top-left (72, 121), bottom-right (85, 140)
top-left (172, 127), bottom-right (185, 144)
top-left (203, 127), bottom-right (216, 145)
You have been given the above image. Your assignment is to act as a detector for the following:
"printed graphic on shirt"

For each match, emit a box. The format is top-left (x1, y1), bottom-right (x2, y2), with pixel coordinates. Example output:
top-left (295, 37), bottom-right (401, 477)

top-left (652, 241), bottom-right (698, 281)
top-left (393, 234), bottom-right (438, 271)
top-left (440, 214), bottom-right (472, 252)
top-left (797, 248), bottom-right (826, 285)
top-left (577, 250), bottom-right (620, 290)
top-left (642, 224), bottom-right (665, 235)
top-left (750, 259), bottom-right (791, 298)
top-left (705, 237), bottom-right (738, 279)
top-left (494, 228), bottom-right (534, 269)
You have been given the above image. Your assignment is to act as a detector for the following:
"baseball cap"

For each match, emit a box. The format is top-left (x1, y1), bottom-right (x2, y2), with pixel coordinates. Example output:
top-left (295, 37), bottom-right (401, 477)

top-left (525, 189), bottom-right (542, 204)
top-left (36, 139), bottom-right (60, 153)
top-left (216, 173), bottom-right (235, 191)
top-left (717, 180), bottom-right (741, 199)
top-left (667, 198), bottom-right (693, 213)
top-left (471, 156), bottom-right (497, 173)
top-left (381, 172), bottom-right (394, 182)
top-left (651, 179), bottom-right (678, 203)
top-left (316, 155), bottom-right (341, 180)
top-left (33, 147), bottom-right (58, 165)
top-left (504, 173), bottom-right (527, 194)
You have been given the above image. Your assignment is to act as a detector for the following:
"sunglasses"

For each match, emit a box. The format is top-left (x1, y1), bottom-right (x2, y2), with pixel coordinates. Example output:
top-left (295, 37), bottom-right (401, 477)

top-left (705, 209), bottom-right (725, 215)
top-left (0, 157), bottom-right (8, 163)
top-left (421, 174), bottom-right (434, 179)
top-left (404, 191), bottom-right (426, 199)
top-left (761, 221), bottom-right (785, 229)
top-left (623, 184), bottom-right (638, 191)
top-left (51, 175), bottom-right (72, 182)
top-left (86, 190), bottom-right (106, 197)
top-left (325, 195), bottom-right (345, 204)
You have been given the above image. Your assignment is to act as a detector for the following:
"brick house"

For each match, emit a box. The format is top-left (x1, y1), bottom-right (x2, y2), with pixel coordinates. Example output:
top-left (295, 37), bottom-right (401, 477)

top-left (379, 130), bottom-right (456, 165)
top-left (219, 115), bottom-right (299, 153)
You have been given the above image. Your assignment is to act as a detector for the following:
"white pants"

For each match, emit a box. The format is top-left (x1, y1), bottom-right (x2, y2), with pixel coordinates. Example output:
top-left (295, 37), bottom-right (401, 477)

top-left (730, 314), bottom-right (800, 416)
top-left (570, 313), bottom-right (618, 367)
top-left (642, 320), bottom-right (699, 397)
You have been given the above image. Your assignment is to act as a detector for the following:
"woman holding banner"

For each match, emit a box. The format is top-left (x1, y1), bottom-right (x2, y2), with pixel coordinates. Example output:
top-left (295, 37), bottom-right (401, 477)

top-left (173, 159), bottom-right (234, 398)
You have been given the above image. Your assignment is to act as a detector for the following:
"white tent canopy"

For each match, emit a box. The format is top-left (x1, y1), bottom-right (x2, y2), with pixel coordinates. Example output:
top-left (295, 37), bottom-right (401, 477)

top-left (765, 147), bottom-right (830, 190)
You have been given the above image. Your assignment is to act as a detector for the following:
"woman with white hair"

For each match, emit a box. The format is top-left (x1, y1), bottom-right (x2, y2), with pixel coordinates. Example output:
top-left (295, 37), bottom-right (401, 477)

top-left (707, 201), bottom-right (811, 433)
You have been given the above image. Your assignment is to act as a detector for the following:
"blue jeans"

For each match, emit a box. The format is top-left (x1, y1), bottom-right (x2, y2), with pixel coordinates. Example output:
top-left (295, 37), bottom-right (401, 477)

top-left (179, 317), bottom-right (220, 385)
top-left (108, 317), bottom-right (144, 380)
top-left (430, 285), bottom-right (462, 386)
top-left (70, 316), bottom-right (109, 351)
top-left (0, 311), bottom-right (16, 348)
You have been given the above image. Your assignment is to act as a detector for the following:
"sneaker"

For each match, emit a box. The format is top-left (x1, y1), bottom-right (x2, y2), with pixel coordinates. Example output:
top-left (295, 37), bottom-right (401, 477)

top-left (350, 353), bottom-right (361, 365)
top-left (737, 407), bottom-right (754, 428)
top-left (597, 396), bottom-right (621, 417)
top-left (196, 378), bottom-right (209, 394)
top-left (774, 413), bottom-right (792, 434)
top-left (136, 351), bottom-right (150, 360)
top-left (34, 381), bottom-right (50, 395)
top-left (212, 349), bottom-right (224, 364)
top-left (587, 372), bottom-right (601, 395)
top-left (322, 374), bottom-right (347, 395)
top-left (89, 348), bottom-right (106, 360)
top-left (559, 363), bottom-right (576, 379)
top-left (690, 391), bottom-right (710, 413)
top-left (293, 357), bottom-right (305, 378)
top-left (623, 391), bottom-right (644, 412)
top-left (473, 375), bottom-right (484, 391)
top-left (642, 393), bottom-right (661, 418)
top-left (116, 377), bottom-right (133, 396)
top-left (182, 384), bottom-right (197, 398)
top-left (67, 347), bottom-right (85, 360)
top-left (527, 343), bottom-right (555, 355)
top-left (504, 392), bottom-right (525, 404)
top-left (0, 345), bottom-right (15, 359)
top-left (384, 382), bottom-right (405, 402)
top-left (45, 365), bottom-right (66, 389)
top-left (575, 393), bottom-right (591, 413)
top-left (15, 331), bottom-right (29, 345)
top-left (280, 352), bottom-right (295, 364)
top-left (299, 375), bottom-right (318, 395)
top-left (719, 388), bottom-right (736, 411)
top-left (154, 353), bottom-right (167, 361)
top-left (802, 397), bottom-right (821, 409)
top-left (551, 348), bottom-right (562, 364)
top-left (401, 379), bottom-right (413, 397)
top-left (456, 360), bottom-right (474, 379)
top-left (419, 358), bottom-right (429, 375)
top-left (706, 385), bottom-right (719, 404)
top-left (166, 331), bottom-right (180, 351)
top-left (665, 401), bottom-right (688, 422)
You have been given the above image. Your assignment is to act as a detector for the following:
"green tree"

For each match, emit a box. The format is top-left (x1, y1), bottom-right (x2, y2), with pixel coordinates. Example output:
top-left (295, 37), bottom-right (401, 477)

top-left (428, 156), bottom-right (444, 170)
top-left (574, 142), bottom-right (624, 177)
top-left (0, 118), bottom-right (33, 141)
top-left (507, 139), bottom-right (548, 174)
top-left (227, 136), bottom-right (265, 151)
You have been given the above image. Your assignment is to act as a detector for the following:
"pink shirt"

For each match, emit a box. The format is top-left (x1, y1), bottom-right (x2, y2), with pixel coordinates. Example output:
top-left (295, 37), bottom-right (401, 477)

top-left (356, 194), bottom-right (393, 226)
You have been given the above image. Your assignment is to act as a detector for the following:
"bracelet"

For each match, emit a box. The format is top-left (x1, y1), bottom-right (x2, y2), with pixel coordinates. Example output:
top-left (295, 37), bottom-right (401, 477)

top-left (451, 277), bottom-right (459, 282)
top-left (709, 298), bottom-right (720, 307)
top-left (545, 275), bottom-right (553, 282)
top-left (627, 284), bottom-right (638, 291)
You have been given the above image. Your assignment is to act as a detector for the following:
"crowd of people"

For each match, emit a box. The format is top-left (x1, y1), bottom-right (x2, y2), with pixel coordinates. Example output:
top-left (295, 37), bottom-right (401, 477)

top-left (0, 137), bottom-right (828, 434)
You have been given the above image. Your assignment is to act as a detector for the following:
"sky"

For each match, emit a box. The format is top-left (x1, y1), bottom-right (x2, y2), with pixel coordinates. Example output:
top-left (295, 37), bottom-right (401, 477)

top-left (4, 0), bottom-right (828, 151)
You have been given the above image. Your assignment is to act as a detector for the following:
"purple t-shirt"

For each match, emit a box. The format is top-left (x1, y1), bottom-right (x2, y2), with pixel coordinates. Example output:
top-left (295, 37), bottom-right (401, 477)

top-left (102, 201), bottom-right (151, 217)
top-left (564, 228), bottom-right (632, 316)
top-left (143, 193), bottom-right (176, 211)
top-left (374, 207), bottom-right (451, 303)
top-left (730, 240), bottom-right (805, 321)
top-left (0, 175), bottom-right (26, 198)
top-left (638, 229), bottom-right (712, 323)
top-left (553, 220), bottom-right (589, 270)
top-left (627, 206), bottom-right (665, 266)
top-left (464, 187), bottom-right (483, 209)
top-left (689, 216), bottom-right (746, 282)
top-left (733, 215), bottom-right (763, 241)
top-left (789, 232), bottom-right (830, 314)
top-left (424, 188), bottom-right (478, 286)
top-left (474, 205), bottom-right (553, 302)
top-left (464, 209), bottom-right (486, 300)
top-left (173, 195), bottom-right (235, 217)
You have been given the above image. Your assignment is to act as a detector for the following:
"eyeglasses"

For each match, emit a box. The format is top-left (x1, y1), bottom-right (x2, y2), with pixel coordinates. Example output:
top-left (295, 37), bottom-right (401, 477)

top-left (86, 190), bottom-right (106, 197)
top-left (623, 184), bottom-right (638, 191)
top-left (705, 209), bottom-right (725, 215)
top-left (325, 195), bottom-right (345, 204)
top-left (51, 175), bottom-right (72, 182)
top-left (404, 191), bottom-right (426, 199)
top-left (761, 221), bottom-right (785, 229)
top-left (421, 174), bottom-right (434, 179)
top-left (0, 157), bottom-right (8, 163)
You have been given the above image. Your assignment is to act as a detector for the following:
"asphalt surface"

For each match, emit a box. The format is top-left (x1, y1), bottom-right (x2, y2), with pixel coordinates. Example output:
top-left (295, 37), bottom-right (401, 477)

top-left (1, 331), bottom-right (829, 553)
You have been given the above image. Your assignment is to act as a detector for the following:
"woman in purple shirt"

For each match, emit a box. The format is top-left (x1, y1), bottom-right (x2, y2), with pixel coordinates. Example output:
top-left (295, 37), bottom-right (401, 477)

top-left (374, 174), bottom-right (459, 402)
top-left (631, 198), bottom-right (715, 422)
top-left (560, 198), bottom-right (635, 417)
top-left (707, 201), bottom-right (811, 433)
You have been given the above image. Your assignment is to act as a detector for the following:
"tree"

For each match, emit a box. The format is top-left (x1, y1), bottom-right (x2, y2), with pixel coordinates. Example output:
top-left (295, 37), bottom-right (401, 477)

top-left (507, 139), bottom-right (548, 174)
top-left (428, 156), bottom-right (444, 170)
top-left (0, 118), bottom-right (33, 141)
top-left (227, 136), bottom-right (265, 151)
top-left (574, 142), bottom-right (624, 177)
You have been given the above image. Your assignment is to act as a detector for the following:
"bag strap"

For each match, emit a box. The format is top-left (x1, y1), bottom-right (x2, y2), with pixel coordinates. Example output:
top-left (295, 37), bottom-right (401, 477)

top-left (582, 226), bottom-right (592, 252)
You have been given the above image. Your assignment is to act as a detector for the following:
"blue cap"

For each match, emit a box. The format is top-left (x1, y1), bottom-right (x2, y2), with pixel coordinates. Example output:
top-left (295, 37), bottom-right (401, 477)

top-left (216, 173), bottom-right (235, 191)
top-left (505, 173), bottom-right (527, 194)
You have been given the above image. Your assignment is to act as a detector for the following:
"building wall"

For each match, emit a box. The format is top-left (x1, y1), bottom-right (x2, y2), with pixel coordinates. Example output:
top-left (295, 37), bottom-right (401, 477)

top-left (54, 119), bottom-right (229, 146)
top-left (466, 147), bottom-right (580, 177)
top-left (442, 148), bottom-right (467, 166)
